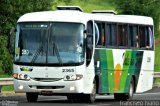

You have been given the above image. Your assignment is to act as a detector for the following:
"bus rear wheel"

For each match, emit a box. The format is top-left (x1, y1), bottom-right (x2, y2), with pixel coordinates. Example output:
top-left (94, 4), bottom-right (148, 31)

top-left (126, 77), bottom-right (134, 100)
top-left (26, 92), bottom-right (38, 102)
top-left (114, 78), bottom-right (134, 101)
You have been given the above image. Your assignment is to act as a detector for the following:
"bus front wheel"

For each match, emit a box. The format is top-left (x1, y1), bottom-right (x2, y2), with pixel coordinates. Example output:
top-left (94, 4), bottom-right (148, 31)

top-left (26, 92), bottom-right (38, 102)
top-left (85, 80), bottom-right (96, 103)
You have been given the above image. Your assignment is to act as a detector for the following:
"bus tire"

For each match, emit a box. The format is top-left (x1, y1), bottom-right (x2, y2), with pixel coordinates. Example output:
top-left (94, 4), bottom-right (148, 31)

top-left (67, 94), bottom-right (76, 102)
top-left (26, 92), bottom-right (38, 102)
top-left (114, 93), bottom-right (124, 100)
top-left (85, 80), bottom-right (96, 103)
top-left (125, 77), bottom-right (134, 100)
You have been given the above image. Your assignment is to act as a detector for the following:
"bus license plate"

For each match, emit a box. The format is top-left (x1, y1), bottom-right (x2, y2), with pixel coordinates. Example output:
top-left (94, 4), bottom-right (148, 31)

top-left (41, 91), bottom-right (53, 95)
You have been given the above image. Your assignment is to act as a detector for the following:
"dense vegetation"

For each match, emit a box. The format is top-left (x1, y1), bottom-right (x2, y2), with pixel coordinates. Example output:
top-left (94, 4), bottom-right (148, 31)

top-left (0, 0), bottom-right (160, 76)
top-left (114, 0), bottom-right (160, 38)
top-left (0, 0), bottom-right (54, 75)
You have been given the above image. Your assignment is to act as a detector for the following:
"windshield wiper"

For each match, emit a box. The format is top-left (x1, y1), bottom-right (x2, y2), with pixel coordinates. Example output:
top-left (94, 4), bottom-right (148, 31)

top-left (53, 42), bottom-right (63, 66)
top-left (31, 44), bottom-right (43, 64)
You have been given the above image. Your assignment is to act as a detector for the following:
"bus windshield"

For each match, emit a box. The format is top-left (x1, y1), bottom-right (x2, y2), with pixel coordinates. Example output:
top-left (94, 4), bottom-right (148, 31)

top-left (14, 22), bottom-right (85, 66)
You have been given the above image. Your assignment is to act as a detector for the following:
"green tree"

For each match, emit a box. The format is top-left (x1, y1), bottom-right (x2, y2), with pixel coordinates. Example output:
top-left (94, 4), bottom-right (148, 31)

top-left (114, 0), bottom-right (160, 37)
top-left (0, 0), bottom-right (54, 75)
top-left (0, 36), bottom-right (12, 74)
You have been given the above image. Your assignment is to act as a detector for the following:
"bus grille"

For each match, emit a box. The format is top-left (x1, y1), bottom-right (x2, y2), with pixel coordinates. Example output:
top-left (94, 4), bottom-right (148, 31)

top-left (32, 78), bottom-right (62, 82)
top-left (29, 86), bottom-right (64, 89)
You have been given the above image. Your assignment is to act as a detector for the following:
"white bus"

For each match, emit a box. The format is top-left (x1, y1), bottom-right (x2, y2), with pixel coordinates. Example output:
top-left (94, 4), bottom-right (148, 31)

top-left (10, 6), bottom-right (154, 103)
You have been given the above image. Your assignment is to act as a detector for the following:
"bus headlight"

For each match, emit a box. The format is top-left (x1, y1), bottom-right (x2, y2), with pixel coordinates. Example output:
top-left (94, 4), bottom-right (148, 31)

top-left (13, 73), bottom-right (30, 80)
top-left (64, 74), bottom-right (83, 81)
top-left (76, 74), bottom-right (83, 80)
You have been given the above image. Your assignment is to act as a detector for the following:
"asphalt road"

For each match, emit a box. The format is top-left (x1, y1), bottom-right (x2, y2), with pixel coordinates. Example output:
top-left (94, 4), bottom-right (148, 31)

top-left (0, 87), bottom-right (160, 106)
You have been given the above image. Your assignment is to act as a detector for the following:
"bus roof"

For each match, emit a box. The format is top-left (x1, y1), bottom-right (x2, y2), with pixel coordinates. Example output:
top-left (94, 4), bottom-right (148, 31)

top-left (18, 10), bottom-right (90, 24)
top-left (18, 10), bottom-right (153, 25)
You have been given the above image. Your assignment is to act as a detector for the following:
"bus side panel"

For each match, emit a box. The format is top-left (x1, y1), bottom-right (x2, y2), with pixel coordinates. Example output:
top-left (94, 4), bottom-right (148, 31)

top-left (94, 49), bottom-right (114, 93)
top-left (94, 49), bottom-right (144, 94)
top-left (114, 50), bottom-right (143, 93)
top-left (136, 51), bottom-right (154, 93)
top-left (122, 51), bottom-right (143, 93)
top-left (119, 50), bottom-right (132, 93)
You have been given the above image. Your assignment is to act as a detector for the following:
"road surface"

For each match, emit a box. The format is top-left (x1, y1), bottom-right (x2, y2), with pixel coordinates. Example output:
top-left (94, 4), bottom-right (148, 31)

top-left (0, 87), bottom-right (160, 106)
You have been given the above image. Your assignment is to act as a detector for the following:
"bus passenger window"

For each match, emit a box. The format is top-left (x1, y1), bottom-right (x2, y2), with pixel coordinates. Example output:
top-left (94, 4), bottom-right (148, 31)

top-left (147, 26), bottom-right (154, 49)
top-left (146, 26), bottom-right (150, 49)
top-left (106, 24), bottom-right (111, 46)
top-left (106, 23), bottom-right (117, 47)
top-left (95, 23), bottom-right (99, 45)
top-left (129, 25), bottom-right (138, 48)
top-left (118, 25), bottom-right (128, 47)
top-left (95, 22), bottom-right (105, 47)
top-left (139, 26), bottom-right (146, 48)
top-left (143, 26), bottom-right (154, 49)
top-left (136, 35), bottom-right (139, 48)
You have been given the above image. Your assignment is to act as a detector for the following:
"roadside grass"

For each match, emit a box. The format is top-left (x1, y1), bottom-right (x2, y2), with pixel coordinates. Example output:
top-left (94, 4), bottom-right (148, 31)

top-left (154, 78), bottom-right (160, 87)
top-left (0, 70), bottom-right (14, 91)
top-left (155, 41), bottom-right (160, 72)
top-left (2, 85), bottom-right (14, 91)
top-left (154, 37), bottom-right (160, 86)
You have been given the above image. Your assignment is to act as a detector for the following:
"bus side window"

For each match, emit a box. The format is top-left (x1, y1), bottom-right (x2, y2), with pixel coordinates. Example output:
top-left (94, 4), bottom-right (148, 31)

top-left (129, 25), bottom-right (138, 48)
top-left (139, 26), bottom-right (146, 48)
top-left (148, 26), bottom-right (154, 50)
top-left (95, 22), bottom-right (105, 47)
top-left (106, 23), bottom-right (117, 47)
top-left (143, 26), bottom-right (154, 50)
top-left (118, 24), bottom-right (128, 47)
top-left (146, 26), bottom-right (150, 49)
top-left (106, 24), bottom-right (111, 46)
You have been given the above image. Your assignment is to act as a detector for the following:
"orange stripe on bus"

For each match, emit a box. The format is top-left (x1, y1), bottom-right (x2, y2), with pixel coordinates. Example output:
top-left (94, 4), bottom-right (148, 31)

top-left (114, 64), bottom-right (122, 92)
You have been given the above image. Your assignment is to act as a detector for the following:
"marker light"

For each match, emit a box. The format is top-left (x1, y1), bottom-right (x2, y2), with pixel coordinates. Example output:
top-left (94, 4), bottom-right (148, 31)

top-left (13, 73), bottom-right (30, 80)
top-left (13, 73), bottom-right (18, 79)
top-left (70, 86), bottom-right (75, 91)
top-left (76, 74), bottom-right (83, 80)
top-left (19, 74), bottom-right (23, 79)
top-left (64, 74), bottom-right (83, 81)
top-left (18, 85), bottom-right (24, 90)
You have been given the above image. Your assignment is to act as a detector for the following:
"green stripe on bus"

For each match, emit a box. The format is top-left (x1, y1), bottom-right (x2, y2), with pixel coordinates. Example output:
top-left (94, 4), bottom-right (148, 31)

top-left (99, 49), bottom-right (108, 93)
top-left (106, 50), bottom-right (114, 93)
top-left (125, 51), bottom-right (137, 92)
top-left (119, 51), bottom-right (132, 92)
top-left (125, 51), bottom-right (144, 92)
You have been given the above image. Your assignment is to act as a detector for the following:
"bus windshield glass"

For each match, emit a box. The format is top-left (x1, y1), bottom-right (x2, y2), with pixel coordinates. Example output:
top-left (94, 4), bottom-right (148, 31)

top-left (14, 22), bottom-right (85, 66)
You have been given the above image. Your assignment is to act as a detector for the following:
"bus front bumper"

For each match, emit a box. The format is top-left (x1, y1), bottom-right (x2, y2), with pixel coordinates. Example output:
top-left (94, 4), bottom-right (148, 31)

top-left (14, 78), bottom-right (84, 94)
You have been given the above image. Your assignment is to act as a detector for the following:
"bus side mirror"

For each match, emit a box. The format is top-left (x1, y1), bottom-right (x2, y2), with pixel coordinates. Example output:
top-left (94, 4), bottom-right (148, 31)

top-left (8, 27), bottom-right (15, 53)
top-left (86, 35), bottom-right (93, 50)
top-left (86, 21), bottom-right (94, 66)
top-left (86, 20), bottom-right (94, 50)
